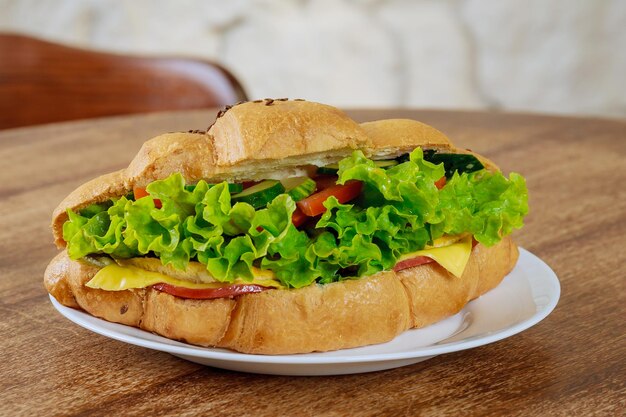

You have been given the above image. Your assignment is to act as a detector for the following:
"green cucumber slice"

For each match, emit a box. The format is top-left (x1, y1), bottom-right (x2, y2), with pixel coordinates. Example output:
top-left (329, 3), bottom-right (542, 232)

top-left (423, 150), bottom-right (484, 178)
top-left (281, 177), bottom-right (316, 202)
top-left (231, 180), bottom-right (285, 208)
top-left (224, 183), bottom-right (245, 193)
top-left (317, 164), bottom-right (339, 175)
top-left (185, 183), bottom-right (244, 193)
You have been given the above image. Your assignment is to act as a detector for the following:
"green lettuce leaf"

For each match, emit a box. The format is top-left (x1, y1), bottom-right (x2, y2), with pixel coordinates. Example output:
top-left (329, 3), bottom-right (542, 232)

top-left (430, 171), bottom-right (529, 246)
top-left (62, 149), bottom-right (529, 288)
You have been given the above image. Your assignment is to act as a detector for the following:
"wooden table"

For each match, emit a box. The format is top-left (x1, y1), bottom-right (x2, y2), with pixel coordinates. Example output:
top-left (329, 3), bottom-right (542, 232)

top-left (1, 109), bottom-right (624, 416)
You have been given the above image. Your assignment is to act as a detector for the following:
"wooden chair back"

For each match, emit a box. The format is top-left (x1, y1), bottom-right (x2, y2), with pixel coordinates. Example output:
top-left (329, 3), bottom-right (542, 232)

top-left (0, 33), bottom-right (247, 129)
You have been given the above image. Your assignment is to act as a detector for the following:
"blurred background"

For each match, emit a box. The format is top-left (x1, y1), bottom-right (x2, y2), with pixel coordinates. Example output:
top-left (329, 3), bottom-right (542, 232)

top-left (1, 0), bottom-right (625, 118)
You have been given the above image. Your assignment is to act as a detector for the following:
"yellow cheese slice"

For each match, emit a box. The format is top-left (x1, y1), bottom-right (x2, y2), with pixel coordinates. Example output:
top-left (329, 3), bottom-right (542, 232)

top-left (86, 235), bottom-right (473, 291)
top-left (86, 264), bottom-right (284, 291)
top-left (397, 235), bottom-right (473, 278)
top-left (427, 233), bottom-right (468, 248)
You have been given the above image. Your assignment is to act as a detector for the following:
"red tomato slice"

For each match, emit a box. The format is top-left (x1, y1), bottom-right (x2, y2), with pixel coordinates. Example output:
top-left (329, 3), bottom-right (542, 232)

top-left (435, 176), bottom-right (446, 189)
top-left (393, 256), bottom-right (434, 272)
top-left (133, 186), bottom-right (149, 199)
top-left (314, 175), bottom-right (338, 191)
top-left (297, 180), bottom-right (363, 217)
top-left (133, 186), bottom-right (162, 208)
top-left (152, 282), bottom-right (269, 299)
top-left (292, 207), bottom-right (308, 227)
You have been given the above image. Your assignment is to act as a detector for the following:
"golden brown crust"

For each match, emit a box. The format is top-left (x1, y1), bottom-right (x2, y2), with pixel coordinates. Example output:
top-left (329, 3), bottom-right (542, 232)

top-left (361, 119), bottom-right (455, 158)
top-left (141, 291), bottom-right (236, 347)
top-left (361, 119), bottom-right (500, 171)
top-left (125, 132), bottom-right (217, 188)
top-left (45, 238), bottom-right (518, 354)
top-left (44, 252), bottom-right (79, 308)
top-left (209, 100), bottom-right (370, 166)
top-left (219, 271), bottom-right (411, 354)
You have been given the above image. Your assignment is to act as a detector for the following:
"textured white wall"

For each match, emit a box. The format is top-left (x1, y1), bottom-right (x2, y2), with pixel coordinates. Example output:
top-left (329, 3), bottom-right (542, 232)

top-left (1, 0), bottom-right (624, 117)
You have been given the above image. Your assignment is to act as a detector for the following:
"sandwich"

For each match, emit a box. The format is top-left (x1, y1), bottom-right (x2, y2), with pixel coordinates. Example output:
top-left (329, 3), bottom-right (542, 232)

top-left (44, 99), bottom-right (529, 354)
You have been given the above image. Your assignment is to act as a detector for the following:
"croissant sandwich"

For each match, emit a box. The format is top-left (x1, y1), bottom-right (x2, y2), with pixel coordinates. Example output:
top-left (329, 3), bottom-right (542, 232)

top-left (44, 99), bottom-right (529, 354)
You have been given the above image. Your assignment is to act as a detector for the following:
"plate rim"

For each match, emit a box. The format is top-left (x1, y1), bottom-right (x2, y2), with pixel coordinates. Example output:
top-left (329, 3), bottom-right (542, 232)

top-left (49, 247), bottom-right (560, 365)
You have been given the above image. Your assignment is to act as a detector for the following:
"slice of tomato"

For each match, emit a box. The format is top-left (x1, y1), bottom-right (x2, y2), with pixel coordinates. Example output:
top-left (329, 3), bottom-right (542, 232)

top-left (133, 186), bottom-right (162, 208)
top-left (152, 282), bottom-right (269, 299)
top-left (292, 207), bottom-right (308, 227)
top-left (297, 180), bottom-right (363, 217)
top-left (435, 176), bottom-right (446, 190)
top-left (133, 186), bottom-right (149, 199)
top-left (393, 256), bottom-right (434, 272)
top-left (314, 175), bottom-right (339, 191)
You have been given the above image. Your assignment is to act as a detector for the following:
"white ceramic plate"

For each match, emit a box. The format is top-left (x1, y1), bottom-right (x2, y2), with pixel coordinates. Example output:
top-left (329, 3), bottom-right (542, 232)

top-left (50, 248), bottom-right (560, 376)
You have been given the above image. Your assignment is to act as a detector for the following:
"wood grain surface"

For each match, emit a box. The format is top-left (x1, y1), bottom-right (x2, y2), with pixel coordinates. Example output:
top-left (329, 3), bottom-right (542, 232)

top-left (0, 109), bottom-right (624, 416)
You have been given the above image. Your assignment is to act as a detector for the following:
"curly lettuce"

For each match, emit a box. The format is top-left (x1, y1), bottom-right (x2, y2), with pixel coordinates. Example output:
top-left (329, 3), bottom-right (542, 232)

top-left (63, 149), bottom-right (528, 288)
